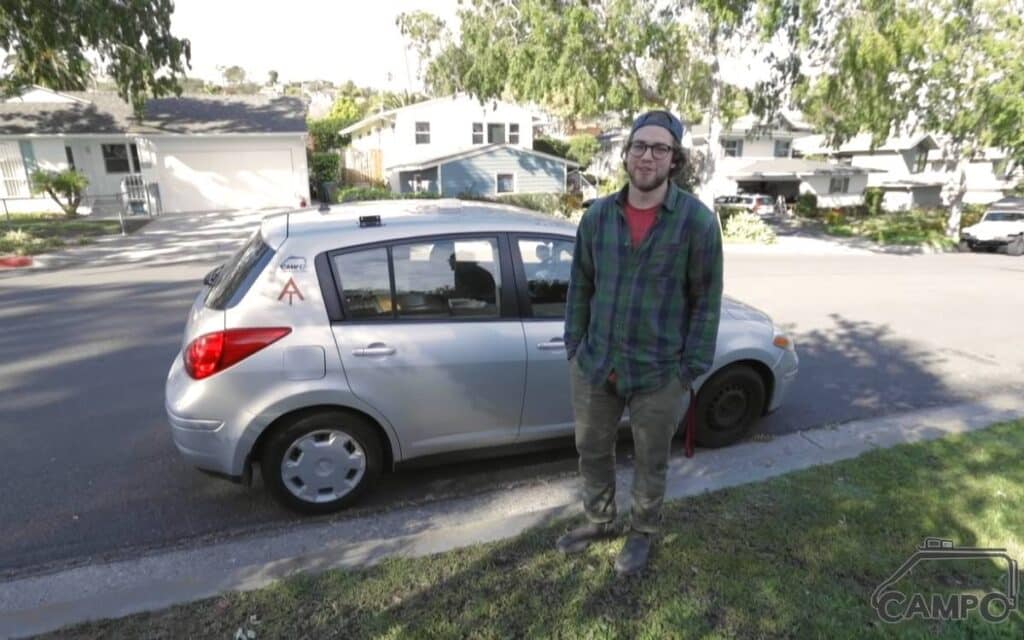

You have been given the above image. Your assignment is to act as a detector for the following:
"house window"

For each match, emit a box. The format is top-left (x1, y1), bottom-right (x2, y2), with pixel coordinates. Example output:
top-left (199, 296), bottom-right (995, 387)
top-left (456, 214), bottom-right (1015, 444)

top-left (0, 141), bottom-right (30, 198)
top-left (774, 140), bottom-right (791, 158)
top-left (415, 122), bottom-right (430, 145)
top-left (914, 150), bottom-right (928, 173)
top-left (496, 173), bottom-right (515, 194)
top-left (509, 123), bottom-right (520, 144)
top-left (722, 139), bottom-right (743, 157)
top-left (101, 143), bottom-right (140, 174)
top-left (829, 176), bottom-right (851, 193)
top-left (65, 146), bottom-right (76, 170)
top-left (488, 123), bottom-right (506, 144)
top-left (472, 123), bottom-right (483, 144)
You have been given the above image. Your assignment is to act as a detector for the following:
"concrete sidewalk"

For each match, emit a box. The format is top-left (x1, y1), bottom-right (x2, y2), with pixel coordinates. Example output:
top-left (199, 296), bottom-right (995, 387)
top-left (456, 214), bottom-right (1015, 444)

top-left (3, 392), bottom-right (1023, 638)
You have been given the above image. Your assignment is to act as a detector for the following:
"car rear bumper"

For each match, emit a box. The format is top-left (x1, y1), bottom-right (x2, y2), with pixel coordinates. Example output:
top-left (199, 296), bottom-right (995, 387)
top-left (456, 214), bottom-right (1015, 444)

top-left (165, 354), bottom-right (243, 476)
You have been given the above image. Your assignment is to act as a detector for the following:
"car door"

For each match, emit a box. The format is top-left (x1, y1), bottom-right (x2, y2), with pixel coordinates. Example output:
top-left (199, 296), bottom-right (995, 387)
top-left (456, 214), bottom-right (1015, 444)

top-left (329, 235), bottom-right (526, 459)
top-left (512, 234), bottom-right (577, 440)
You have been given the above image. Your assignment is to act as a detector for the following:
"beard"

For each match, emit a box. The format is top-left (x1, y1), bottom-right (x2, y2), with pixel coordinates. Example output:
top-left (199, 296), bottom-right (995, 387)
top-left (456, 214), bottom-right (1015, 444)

top-left (626, 163), bottom-right (670, 193)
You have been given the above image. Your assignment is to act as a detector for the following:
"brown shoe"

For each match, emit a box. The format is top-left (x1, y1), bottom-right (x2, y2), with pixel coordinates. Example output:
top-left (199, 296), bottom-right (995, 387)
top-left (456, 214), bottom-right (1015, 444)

top-left (614, 531), bottom-right (652, 576)
top-left (555, 521), bottom-right (619, 554)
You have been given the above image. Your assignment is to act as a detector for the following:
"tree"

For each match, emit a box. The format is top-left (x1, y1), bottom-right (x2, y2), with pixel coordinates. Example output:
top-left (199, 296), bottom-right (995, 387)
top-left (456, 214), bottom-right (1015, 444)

top-left (268, 70), bottom-right (279, 86)
top-left (567, 134), bottom-right (601, 169)
top-left (328, 96), bottom-right (365, 123)
top-left (220, 65), bottom-right (246, 85)
top-left (0, 0), bottom-right (191, 116)
top-left (791, 0), bottom-right (1024, 236)
top-left (399, 1), bottom-right (787, 202)
top-left (30, 169), bottom-right (89, 218)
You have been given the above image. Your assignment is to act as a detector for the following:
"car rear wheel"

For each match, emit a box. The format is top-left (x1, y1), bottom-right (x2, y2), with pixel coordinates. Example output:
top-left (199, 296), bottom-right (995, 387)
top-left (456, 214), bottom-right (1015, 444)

top-left (693, 364), bottom-right (767, 448)
top-left (261, 410), bottom-right (382, 514)
top-left (957, 240), bottom-right (973, 253)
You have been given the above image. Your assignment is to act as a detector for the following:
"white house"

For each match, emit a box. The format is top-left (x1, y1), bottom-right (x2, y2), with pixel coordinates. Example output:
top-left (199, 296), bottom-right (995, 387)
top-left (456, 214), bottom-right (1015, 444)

top-left (0, 86), bottom-right (309, 214)
top-left (339, 94), bottom-right (575, 197)
top-left (926, 146), bottom-right (1021, 206)
top-left (793, 133), bottom-right (947, 211)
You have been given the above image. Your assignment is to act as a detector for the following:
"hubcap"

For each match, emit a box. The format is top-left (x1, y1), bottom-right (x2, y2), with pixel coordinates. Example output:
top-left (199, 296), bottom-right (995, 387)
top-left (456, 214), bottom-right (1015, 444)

top-left (711, 386), bottom-right (748, 429)
top-left (280, 429), bottom-right (366, 503)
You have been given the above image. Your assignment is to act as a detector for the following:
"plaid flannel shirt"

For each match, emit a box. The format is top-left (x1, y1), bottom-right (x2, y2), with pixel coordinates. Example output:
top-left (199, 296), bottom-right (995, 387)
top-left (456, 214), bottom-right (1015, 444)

top-left (564, 183), bottom-right (724, 395)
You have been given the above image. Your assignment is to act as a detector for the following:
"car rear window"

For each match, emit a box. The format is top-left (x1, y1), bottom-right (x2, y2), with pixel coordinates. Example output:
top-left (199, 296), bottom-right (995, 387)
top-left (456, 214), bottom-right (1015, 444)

top-left (204, 230), bottom-right (274, 310)
top-left (984, 211), bottom-right (1024, 222)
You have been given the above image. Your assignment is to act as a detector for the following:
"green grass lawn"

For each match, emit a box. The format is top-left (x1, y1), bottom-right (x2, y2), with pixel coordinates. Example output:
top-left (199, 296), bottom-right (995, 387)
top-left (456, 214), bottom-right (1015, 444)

top-left (824, 211), bottom-right (957, 248)
top-left (43, 420), bottom-right (1024, 639)
top-left (0, 213), bottom-right (151, 256)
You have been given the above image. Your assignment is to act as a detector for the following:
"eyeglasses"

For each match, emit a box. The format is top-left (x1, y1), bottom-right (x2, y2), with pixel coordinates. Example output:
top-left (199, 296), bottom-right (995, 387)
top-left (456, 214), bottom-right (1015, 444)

top-left (627, 141), bottom-right (674, 160)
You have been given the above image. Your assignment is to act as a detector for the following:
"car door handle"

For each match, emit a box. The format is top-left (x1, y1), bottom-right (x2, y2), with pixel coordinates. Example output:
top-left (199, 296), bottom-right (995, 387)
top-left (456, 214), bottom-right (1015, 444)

top-left (537, 338), bottom-right (565, 351)
top-left (353, 343), bottom-right (396, 357)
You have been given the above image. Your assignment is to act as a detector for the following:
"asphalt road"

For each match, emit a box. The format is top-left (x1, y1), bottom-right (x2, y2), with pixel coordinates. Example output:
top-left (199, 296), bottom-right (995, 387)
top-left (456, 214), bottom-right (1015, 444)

top-left (2, 246), bottom-right (1023, 577)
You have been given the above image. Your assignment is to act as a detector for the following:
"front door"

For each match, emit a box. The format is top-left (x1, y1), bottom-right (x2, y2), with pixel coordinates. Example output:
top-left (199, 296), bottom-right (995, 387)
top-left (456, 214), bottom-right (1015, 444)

top-left (330, 236), bottom-right (526, 458)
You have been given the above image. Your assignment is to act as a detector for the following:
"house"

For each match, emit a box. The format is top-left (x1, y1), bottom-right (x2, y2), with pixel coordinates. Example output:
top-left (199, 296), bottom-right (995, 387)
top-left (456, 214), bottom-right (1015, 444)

top-left (926, 146), bottom-right (1021, 205)
top-left (339, 94), bottom-right (576, 197)
top-left (793, 133), bottom-right (945, 211)
top-left (725, 158), bottom-right (875, 208)
top-left (0, 86), bottom-right (309, 214)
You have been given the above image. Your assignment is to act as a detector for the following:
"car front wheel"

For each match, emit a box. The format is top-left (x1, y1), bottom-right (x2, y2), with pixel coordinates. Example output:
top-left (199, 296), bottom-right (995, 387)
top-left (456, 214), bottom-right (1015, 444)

top-left (1007, 236), bottom-right (1024, 257)
top-left (261, 410), bottom-right (382, 514)
top-left (693, 364), bottom-right (767, 448)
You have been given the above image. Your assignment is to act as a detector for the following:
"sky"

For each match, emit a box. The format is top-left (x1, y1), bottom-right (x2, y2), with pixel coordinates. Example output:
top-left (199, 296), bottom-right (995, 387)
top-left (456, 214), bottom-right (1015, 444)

top-left (170, 0), bottom-right (462, 90)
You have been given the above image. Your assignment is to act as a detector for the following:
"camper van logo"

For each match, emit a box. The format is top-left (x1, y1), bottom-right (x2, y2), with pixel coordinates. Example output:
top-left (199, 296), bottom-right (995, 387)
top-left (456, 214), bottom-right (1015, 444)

top-left (872, 538), bottom-right (1019, 623)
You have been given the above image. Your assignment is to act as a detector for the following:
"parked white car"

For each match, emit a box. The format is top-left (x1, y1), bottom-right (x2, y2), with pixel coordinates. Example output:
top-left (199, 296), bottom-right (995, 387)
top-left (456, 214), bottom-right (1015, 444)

top-left (959, 198), bottom-right (1024, 256)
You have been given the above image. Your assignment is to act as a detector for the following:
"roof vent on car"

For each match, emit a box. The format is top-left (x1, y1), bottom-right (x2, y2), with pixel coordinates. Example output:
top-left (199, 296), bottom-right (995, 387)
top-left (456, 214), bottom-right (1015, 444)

top-left (359, 215), bottom-right (382, 228)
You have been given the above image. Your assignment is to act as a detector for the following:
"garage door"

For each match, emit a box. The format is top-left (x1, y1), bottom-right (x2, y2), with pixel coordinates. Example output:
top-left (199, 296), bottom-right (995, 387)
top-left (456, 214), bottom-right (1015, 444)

top-left (159, 148), bottom-right (298, 213)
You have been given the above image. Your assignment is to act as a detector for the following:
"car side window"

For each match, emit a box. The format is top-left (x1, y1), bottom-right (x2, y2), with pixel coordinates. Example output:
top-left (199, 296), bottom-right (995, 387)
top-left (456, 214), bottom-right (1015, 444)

top-left (392, 238), bottom-right (501, 318)
top-left (518, 237), bottom-right (574, 318)
top-left (333, 248), bottom-right (393, 319)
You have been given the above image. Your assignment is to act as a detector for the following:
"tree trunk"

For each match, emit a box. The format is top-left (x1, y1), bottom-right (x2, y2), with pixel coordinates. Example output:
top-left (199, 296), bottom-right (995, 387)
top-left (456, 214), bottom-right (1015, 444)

top-left (697, 28), bottom-right (723, 222)
top-left (943, 146), bottom-right (967, 238)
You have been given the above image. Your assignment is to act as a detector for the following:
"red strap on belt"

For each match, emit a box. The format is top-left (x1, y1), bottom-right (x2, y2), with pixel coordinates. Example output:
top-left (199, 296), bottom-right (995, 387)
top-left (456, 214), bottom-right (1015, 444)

top-left (684, 387), bottom-right (696, 458)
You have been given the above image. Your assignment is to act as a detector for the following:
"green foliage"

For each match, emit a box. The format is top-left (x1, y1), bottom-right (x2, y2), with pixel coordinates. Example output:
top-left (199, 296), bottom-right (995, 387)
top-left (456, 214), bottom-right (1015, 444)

top-left (863, 187), bottom-right (885, 216)
top-left (533, 136), bottom-right (570, 159)
top-left (795, 192), bottom-right (818, 218)
top-left (309, 153), bottom-right (340, 185)
top-left (328, 96), bottom-right (364, 123)
top-left (307, 117), bottom-right (351, 151)
top-left (456, 191), bottom-right (580, 217)
top-left (960, 203), bottom-right (987, 228)
top-left (220, 65), bottom-right (246, 85)
top-left (267, 70), bottom-right (279, 86)
top-left (335, 187), bottom-right (441, 203)
top-left (825, 208), bottom-right (957, 247)
top-left (29, 169), bottom-right (89, 218)
top-left (567, 135), bottom-right (600, 168)
top-left (0, 1), bottom-right (191, 116)
top-left (723, 211), bottom-right (777, 244)
top-left (715, 205), bottom-right (747, 226)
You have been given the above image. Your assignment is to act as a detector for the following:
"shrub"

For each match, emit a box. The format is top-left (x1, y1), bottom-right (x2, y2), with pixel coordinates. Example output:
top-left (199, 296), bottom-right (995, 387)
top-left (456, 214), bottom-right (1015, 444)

top-left (795, 193), bottom-right (818, 218)
top-left (310, 152), bottom-right (340, 185)
top-left (30, 169), bottom-right (89, 218)
top-left (335, 186), bottom-right (440, 203)
top-left (307, 116), bottom-right (352, 151)
top-left (864, 187), bottom-right (885, 216)
top-left (960, 203), bottom-right (986, 228)
top-left (715, 205), bottom-right (747, 226)
top-left (723, 211), bottom-right (777, 244)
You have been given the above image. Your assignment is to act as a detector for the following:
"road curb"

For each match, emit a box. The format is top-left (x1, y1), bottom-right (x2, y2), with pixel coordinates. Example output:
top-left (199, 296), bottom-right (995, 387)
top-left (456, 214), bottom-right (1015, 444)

top-left (2, 393), bottom-right (1024, 638)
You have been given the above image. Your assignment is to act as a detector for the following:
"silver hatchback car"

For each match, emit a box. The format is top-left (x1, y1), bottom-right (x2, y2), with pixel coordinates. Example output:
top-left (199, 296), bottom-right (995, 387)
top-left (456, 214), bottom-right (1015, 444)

top-left (166, 199), bottom-right (799, 514)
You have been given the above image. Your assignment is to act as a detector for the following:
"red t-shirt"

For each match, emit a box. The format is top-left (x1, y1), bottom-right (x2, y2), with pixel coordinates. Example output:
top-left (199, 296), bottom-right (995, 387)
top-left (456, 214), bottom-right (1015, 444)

top-left (624, 202), bottom-right (659, 248)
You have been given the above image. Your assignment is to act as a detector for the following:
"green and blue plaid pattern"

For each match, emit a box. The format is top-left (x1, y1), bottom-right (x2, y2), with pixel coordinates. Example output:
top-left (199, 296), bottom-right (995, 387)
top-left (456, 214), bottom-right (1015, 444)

top-left (564, 183), bottom-right (724, 395)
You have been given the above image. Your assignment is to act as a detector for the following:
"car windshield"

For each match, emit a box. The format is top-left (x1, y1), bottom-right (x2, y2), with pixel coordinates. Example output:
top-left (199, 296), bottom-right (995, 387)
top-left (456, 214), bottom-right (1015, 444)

top-left (983, 211), bottom-right (1024, 222)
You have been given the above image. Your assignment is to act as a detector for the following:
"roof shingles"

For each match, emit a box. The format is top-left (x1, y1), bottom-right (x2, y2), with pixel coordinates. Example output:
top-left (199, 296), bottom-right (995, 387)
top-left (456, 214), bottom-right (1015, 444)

top-left (0, 92), bottom-right (307, 135)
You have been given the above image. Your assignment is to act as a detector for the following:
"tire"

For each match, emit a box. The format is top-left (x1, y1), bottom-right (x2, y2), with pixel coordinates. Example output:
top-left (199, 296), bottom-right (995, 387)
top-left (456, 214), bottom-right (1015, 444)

top-left (1007, 236), bottom-right (1024, 257)
top-left (261, 410), bottom-right (382, 515)
top-left (692, 364), bottom-right (767, 448)
top-left (957, 240), bottom-right (973, 253)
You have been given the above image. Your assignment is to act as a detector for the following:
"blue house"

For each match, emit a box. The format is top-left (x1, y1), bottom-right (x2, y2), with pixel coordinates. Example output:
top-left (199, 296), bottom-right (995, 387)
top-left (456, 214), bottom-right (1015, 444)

top-left (387, 144), bottom-right (578, 197)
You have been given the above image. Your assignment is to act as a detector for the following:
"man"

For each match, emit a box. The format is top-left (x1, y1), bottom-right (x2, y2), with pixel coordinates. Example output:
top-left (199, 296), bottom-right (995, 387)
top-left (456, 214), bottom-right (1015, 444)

top-left (558, 110), bottom-right (724, 576)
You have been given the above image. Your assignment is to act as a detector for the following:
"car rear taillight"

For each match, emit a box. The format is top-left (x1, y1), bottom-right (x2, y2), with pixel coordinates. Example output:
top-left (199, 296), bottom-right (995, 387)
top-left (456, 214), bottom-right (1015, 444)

top-left (184, 327), bottom-right (292, 380)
